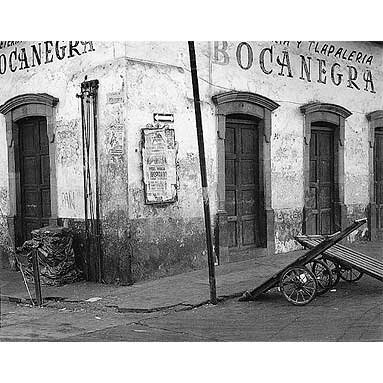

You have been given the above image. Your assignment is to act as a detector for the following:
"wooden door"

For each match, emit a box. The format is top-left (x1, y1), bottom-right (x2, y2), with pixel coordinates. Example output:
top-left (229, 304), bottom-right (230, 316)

top-left (375, 128), bottom-right (383, 236)
top-left (225, 116), bottom-right (261, 250)
top-left (19, 117), bottom-right (51, 242)
top-left (307, 127), bottom-right (335, 234)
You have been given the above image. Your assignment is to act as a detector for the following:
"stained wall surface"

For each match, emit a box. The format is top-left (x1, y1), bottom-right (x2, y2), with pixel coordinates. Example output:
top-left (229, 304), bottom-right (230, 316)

top-left (0, 41), bottom-right (381, 281)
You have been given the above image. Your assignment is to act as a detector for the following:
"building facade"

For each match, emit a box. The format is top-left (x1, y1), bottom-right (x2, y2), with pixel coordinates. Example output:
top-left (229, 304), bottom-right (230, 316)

top-left (0, 41), bottom-right (382, 284)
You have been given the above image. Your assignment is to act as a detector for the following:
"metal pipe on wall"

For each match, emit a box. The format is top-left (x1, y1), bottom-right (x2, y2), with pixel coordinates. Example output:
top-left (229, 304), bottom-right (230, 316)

top-left (77, 79), bottom-right (103, 283)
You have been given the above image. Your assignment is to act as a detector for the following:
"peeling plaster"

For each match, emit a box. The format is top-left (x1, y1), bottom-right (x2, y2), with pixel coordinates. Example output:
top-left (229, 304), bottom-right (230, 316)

top-left (0, 41), bottom-right (381, 281)
top-left (274, 208), bottom-right (303, 253)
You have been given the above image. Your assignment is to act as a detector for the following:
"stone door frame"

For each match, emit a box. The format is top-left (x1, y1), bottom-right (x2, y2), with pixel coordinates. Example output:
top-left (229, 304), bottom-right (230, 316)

top-left (366, 110), bottom-right (383, 240)
top-left (300, 102), bottom-right (352, 234)
top-left (0, 93), bottom-right (59, 252)
top-left (212, 91), bottom-right (279, 262)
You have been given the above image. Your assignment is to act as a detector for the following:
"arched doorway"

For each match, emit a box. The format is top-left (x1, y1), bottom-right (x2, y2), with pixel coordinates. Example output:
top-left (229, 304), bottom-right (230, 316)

top-left (367, 110), bottom-right (383, 240)
top-left (212, 91), bottom-right (279, 262)
top-left (17, 116), bottom-right (51, 241)
top-left (225, 113), bottom-right (263, 250)
top-left (0, 94), bottom-right (58, 255)
top-left (308, 122), bottom-right (336, 234)
top-left (300, 102), bottom-right (352, 235)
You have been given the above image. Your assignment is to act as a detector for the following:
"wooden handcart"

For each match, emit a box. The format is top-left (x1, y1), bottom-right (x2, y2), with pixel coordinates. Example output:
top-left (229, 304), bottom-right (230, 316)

top-left (239, 218), bottom-right (375, 306)
top-left (295, 223), bottom-right (383, 288)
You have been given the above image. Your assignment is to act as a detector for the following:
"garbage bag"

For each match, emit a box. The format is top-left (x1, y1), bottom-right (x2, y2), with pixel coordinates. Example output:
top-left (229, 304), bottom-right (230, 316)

top-left (17, 226), bottom-right (83, 286)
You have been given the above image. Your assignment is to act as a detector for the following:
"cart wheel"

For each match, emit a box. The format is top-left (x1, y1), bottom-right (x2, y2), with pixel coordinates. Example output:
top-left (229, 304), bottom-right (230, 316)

top-left (320, 257), bottom-right (341, 287)
top-left (308, 260), bottom-right (333, 295)
top-left (339, 266), bottom-right (363, 282)
top-left (279, 266), bottom-right (318, 306)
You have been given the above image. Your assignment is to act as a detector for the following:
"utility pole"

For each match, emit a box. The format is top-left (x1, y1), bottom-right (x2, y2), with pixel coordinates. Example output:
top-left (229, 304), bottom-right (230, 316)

top-left (188, 41), bottom-right (217, 305)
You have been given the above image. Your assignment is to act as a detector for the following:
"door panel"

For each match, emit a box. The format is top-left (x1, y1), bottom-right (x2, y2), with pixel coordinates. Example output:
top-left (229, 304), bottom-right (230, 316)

top-left (307, 128), bottom-right (335, 234)
top-left (23, 190), bottom-right (39, 217)
top-left (320, 211), bottom-right (331, 234)
top-left (241, 128), bottom-right (256, 153)
top-left (225, 116), bottom-right (262, 250)
top-left (242, 189), bottom-right (256, 215)
top-left (375, 129), bottom-right (383, 234)
top-left (19, 117), bottom-right (51, 242)
top-left (227, 222), bottom-right (237, 248)
top-left (225, 127), bottom-right (236, 153)
top-left (41, 154), bottom-right (50, 184)
top-left (240, 160), bottom-right (256, 184)
top-left (242, 218), bottom-right (255, 245)
top-left (225, 159), bottom-right (236, 185)
top-left (225, 190), bottom-right (236, 216)
top-left (23, 157), bottom-right (38, 184)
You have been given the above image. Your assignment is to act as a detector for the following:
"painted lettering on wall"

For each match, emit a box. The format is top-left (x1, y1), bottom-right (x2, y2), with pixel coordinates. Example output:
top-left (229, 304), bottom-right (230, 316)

top-left (107, 91), bottom-right (124, 104)
top-left (213, 41), bottom-right (376, 94)
top-left (274, 41), bottom-right (374, 65)
top-left (0, 41), bottom-right (95, 76)
top-left (0, 41), bottom-right (21, 50)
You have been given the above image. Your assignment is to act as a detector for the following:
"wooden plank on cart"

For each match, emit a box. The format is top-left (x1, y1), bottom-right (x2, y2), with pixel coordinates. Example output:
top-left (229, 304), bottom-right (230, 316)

top-left (295, 232), bottom-right (383, 282)
top-left (239, 218), bottom-right (367, 301)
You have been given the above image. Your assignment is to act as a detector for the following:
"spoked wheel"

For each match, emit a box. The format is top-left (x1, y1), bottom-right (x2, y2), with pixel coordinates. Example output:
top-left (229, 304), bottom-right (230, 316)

top-left (339, 266), bottom-right (363, 282)
top-left (320, 257), bottom-right (341, 287)
top-left (279, 266), bottom-right (318, 306)
top-left (307, 259), bottom-right (332, 295)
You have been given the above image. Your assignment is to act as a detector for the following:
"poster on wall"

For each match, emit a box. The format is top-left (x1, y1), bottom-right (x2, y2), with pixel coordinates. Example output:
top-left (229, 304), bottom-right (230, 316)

top-left (106, 123), bottom-right (124, 158)
top-left (141, 123), bottom-right (178, 204)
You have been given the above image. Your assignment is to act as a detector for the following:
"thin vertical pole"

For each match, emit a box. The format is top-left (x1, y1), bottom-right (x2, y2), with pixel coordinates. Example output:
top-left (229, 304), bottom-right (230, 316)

top-left (79, 92), bottom-right (90, 281)
top-left (32, 249), bottom-right (42, 306)
top-left (188, 41), bottom-right (217, 305)
top-left (92, 84), bottom-right (103, 283)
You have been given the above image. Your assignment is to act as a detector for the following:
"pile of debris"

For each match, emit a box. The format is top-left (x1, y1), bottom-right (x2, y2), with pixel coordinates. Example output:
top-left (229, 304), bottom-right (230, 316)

top-left (17, 226), bottom-right (82, 286)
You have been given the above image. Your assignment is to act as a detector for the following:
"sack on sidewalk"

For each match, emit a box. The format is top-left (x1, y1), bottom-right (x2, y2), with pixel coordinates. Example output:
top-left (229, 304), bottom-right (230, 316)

top-left (17, 226), bottom-right (83, 286)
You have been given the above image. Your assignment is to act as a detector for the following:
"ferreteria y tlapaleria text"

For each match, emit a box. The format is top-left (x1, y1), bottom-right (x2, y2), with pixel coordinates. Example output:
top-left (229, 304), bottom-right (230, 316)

top-left (213, 41), bottom-right (377, 93)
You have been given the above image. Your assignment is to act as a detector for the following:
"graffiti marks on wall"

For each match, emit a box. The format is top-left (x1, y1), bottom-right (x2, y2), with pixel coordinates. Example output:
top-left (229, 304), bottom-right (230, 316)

top-left (274, 208), bottom-right (303, 253)
top-left (61, 191), bottom-right (76, 210)
top-left (56, 119), bottom-right (81, 168)
top-left (142, 123), bottom-right (178, 204)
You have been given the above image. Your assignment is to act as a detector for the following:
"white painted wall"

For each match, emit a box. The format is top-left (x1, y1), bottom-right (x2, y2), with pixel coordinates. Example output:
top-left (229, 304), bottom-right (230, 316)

top-left (0, 41), bottom-right (381, 258)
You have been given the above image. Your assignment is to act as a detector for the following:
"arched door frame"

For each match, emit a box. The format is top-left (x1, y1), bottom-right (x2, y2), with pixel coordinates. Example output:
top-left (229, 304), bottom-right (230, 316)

top-left (0, 93), bottom-right (59, 253)
top-left (212, 91), bottom-right (279, 262)
top-left (366, 110), bottom-right (383, 240)
top-left (300, 102), bottom-right (352, 234)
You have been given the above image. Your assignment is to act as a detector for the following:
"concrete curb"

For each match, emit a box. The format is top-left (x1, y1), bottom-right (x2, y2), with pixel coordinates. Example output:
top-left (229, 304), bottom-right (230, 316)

top-left (0, 294), bottom-right (30, 305)
top-left (0, 289), bottom-right (248, 312)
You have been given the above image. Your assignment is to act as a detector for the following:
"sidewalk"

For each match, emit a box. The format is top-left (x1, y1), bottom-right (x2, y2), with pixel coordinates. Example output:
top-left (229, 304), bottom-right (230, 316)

top-left (1, 240), bottom-right (382, 311)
